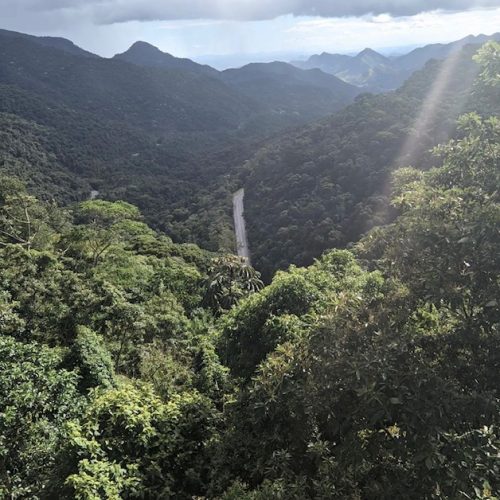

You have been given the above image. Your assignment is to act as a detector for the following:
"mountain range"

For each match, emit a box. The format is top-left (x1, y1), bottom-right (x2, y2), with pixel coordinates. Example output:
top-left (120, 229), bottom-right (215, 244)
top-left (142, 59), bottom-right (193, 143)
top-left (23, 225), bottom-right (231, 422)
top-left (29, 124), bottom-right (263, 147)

top-left (114, 40), bottom-right (360, 125)
top-left (0, 30), bottom-right (363, 143)
top-left (0, 27), bottom-right (496, 260)
top-left (292, 32), bottom-right (500, 91)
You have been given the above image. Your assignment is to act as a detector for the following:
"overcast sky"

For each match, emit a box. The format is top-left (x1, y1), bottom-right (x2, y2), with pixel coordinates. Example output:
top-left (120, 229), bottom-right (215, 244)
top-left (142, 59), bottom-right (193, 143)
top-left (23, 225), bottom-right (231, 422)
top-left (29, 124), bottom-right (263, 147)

top-left (1, 0), bottom-right (500, 67)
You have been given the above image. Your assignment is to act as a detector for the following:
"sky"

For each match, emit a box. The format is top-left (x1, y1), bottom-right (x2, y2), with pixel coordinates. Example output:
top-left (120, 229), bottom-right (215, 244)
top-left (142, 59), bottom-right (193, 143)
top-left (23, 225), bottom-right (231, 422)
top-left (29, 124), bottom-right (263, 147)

top-left (1, 0), bottom-right (500, 67)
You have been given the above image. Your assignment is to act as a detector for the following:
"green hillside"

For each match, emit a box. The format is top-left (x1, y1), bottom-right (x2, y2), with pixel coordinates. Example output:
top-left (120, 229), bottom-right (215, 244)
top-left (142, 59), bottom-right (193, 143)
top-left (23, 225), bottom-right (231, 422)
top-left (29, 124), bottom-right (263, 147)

top-left (242, 45), bottom-right (487, 279)
top-left (0, 28), bottom-right (498, 500)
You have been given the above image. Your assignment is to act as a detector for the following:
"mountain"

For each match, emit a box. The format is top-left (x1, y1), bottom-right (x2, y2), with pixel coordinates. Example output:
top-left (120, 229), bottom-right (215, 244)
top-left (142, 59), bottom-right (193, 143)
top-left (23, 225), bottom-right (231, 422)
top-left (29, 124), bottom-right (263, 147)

top-left (394, 32), bottom-right (500, 71)
top-left (0, 28), bottom-right (98, 58)
top-left (220, 61), bottom-right (360, 123)
top-left (356, 47), bottom-right (389, 66)
top-left (113, 42), bottom-right (360, 127)
top-left (0, 31), bottom-right (257, 137)
top-left (243, 44), bottom-right (485, 279)
top-left (114, 41), bottom-right (218, 77)
top-left (293, 32), bottom-right (500, 91)
top-left (293, 47), bottom-right (398, 90)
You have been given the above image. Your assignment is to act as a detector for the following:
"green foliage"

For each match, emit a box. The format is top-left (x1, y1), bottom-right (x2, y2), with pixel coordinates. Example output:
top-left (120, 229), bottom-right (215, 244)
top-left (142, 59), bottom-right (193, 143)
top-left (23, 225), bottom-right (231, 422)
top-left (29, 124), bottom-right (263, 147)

top-left (474, 41), bottom-right (500, 87)
top-left (70, 326), bottom-right (115, 390)
top-left (68, 200), bottom-right (141, 265)
top-left (0, 38), bottom-right (499, 500)
top-left (219, 250), bottom-right (380, 380)
top-left (63, 383), bottom-right (218, 499)
top-left (360, 112), bottom-right (499, 332)
top-left (204, 255), bottom-right (264, 313)
top-left (0, 336), bottom-right (81, 498)
top-left (0, 174), bottom-right (56, 251)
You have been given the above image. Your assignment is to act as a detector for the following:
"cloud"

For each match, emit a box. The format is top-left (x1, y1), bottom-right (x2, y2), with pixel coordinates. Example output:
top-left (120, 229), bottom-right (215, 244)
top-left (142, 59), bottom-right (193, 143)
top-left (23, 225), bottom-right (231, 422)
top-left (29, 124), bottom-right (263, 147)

top-left (9, 0), bottom-right (500, 24)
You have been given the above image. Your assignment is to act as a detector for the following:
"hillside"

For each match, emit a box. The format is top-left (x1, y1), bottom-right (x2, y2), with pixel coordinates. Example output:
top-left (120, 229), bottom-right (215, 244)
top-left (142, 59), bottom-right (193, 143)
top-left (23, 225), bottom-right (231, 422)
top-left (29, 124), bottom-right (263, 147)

top-left (294, 32), bottom-right (500, 91)
top-left (0, 81), bottom-right (255, 251)
top-left (113, 41), bottom-right (360, 127)
top-left (220, 61), bottom-right (359, 123)
top-left (0, 33), bottom-right (255, 136)
top-left (243, 45), bottom-right (485, 279)
top-left (0, 40), bottom-right (498, 498)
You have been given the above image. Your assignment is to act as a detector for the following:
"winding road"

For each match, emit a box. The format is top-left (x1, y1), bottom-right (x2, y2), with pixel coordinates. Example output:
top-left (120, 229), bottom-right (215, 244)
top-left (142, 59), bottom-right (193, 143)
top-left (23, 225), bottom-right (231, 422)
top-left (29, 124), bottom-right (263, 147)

top-left (233, 188), bottom-right (251, 264)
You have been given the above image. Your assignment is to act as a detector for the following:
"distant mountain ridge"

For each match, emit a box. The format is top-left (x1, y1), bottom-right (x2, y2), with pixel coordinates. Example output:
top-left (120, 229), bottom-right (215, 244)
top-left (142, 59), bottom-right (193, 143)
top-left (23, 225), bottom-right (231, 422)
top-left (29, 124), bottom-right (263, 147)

top-left (111, 40), bottom-right (361, 126)
top-left (219, 61), bottom-right (359, 121)
top-left (293, 32), bottom-right (500, 91)
top-left (0, 28), bottom-right (98, 58)
top-left (113, 41), bottom-right (218, 77)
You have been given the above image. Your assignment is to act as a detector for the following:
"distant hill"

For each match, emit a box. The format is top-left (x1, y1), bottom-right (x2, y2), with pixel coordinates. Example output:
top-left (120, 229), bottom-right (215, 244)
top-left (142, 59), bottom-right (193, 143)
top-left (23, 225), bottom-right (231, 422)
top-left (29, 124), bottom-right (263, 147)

top-left (293, 32), bottom-right (500, 91)
top-left (220, 61), bottom-right (360, 123)
top-left (113, 42), bottom-right (360, 127)
top-left (114, 41), bottom-right (218, 77)
top-left (0, 31), bottom-right (257, 136)
top-left (293, 47), bottom-right (402, 90)
top-left (245, 45), bottom-right (485, 278)
top-left (0, 28), bottom-right (98, 58)
top-left (394, 32), bottom-right (500, 71)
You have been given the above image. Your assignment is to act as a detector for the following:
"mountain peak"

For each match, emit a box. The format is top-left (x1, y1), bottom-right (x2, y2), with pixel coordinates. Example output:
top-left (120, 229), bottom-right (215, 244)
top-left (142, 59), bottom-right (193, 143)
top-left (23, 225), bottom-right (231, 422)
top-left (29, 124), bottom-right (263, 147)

top-left (114, 41), bottom-right (218, 76)
top-left (125, 41), bottom-right (171, 56)
top-left (357, 48), bottom-right (384, 58)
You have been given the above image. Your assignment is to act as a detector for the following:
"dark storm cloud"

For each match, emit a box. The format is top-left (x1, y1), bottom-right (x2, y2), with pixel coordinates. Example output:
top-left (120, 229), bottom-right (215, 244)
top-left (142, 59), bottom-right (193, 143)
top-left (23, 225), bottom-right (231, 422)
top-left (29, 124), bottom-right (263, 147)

top-left (6, 0), bottom-right (500, 23)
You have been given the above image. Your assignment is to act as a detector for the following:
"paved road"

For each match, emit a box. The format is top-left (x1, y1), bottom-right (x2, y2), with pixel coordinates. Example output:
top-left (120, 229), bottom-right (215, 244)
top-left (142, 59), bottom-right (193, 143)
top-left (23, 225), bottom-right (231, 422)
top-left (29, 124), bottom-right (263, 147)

top-left (233, 188), bottom-right (251, 264)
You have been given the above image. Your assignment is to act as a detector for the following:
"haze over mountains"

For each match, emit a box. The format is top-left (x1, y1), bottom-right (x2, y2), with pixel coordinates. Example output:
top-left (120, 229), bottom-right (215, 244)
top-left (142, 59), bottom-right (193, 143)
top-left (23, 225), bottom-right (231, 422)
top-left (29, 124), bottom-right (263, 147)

top-left (293, 32), bottom-right (500, 91)
top-left (0, 29), bottom-right (366, 145)
top-left (114, 40), bottom-right (360, 125)
top-left (1, 26), bottom-right (497, 256)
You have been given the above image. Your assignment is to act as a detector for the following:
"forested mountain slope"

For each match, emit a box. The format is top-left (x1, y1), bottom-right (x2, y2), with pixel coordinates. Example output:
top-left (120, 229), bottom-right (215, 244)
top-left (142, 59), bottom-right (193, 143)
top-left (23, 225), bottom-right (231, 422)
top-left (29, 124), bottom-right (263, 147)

top-left (0, 42), bottom-right (498, 499)
top-left (220, 61), bottom-right (359, 122)
top-left (0, 81), bottom-right (261, 253)
top-left (0, 33), bottom-right (254, 135)
top-left (242, 45), bottom-right (486, 279)
top-left (294, 32), bottom-right (500, 91)
top-left (113, 40), bottom-right (360, 127)
top-left (0, 29), bottom-right (360, 254)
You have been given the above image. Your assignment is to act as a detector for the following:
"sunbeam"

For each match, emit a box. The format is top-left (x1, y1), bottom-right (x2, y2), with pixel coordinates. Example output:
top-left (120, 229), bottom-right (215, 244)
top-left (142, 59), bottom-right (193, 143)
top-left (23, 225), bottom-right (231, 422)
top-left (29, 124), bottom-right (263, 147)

top-left (397, 48), bottom-right (466, 167)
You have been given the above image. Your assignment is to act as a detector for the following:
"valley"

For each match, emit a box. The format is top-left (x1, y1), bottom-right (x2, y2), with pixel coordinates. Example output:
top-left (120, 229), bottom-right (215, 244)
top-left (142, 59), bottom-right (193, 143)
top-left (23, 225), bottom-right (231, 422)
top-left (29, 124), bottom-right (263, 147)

top-left (0, 18), bottom-right (498, 499)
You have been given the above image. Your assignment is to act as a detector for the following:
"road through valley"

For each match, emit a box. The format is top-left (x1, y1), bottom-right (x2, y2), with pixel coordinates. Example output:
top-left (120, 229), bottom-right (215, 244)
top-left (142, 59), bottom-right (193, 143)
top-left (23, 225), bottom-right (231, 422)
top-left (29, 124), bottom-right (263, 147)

top-left (233, 188), bottom-right (251, 264)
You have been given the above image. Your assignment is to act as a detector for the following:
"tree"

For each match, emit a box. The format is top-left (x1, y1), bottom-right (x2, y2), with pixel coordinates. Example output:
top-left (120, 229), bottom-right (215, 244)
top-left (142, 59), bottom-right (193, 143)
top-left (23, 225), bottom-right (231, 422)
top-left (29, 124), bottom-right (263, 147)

top-left (68, 200), bottom-right (141, 266)
top-left (62, 383), bottom-right (218, 499)
top-left (204, 255), bottom-right (263, 313)
top-left (0, 336), bottom-right (81, 498)
top-left (0, 176), bottom-right (55, 251)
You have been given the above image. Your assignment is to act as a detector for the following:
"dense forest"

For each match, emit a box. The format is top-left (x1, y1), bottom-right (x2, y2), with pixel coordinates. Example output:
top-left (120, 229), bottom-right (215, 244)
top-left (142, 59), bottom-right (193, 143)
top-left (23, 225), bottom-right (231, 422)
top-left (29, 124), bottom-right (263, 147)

top-left (242, 44), bottom-right (498, 279)
top-left (0, 41), bottom-right (499, 498)
top-left (1, 30), bottom-right (499, 272)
